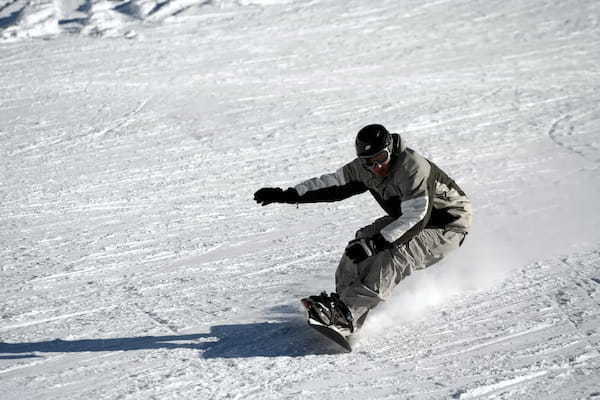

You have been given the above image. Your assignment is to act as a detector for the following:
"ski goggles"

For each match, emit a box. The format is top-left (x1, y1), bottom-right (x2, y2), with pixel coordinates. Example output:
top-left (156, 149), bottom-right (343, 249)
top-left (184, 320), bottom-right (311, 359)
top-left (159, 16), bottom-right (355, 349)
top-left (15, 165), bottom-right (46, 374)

top-left (359, 148), bottom-right (391, 168)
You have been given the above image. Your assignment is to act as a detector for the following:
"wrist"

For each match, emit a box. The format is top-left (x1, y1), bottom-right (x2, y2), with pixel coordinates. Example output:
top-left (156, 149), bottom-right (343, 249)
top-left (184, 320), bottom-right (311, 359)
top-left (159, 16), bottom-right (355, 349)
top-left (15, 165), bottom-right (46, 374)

top-left (282, 188), bottom-right (299, 203)
top-left (371, 233), bottom-right (391, 252)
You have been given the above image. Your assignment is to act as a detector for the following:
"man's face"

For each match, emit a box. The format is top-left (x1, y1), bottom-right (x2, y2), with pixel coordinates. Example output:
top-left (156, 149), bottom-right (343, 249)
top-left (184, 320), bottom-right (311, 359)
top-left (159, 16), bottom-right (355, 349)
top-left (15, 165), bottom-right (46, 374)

top-left (361, 148), bottom-right (392, 177)
top-left (370, 160), bottom-right (391, 177)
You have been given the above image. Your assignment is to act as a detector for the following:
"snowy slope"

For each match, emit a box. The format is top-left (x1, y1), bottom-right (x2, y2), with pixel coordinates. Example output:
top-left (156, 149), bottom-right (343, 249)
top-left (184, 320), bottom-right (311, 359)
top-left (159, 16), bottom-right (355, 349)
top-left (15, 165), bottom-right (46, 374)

top-left (1, 0), bottom-right (600, 398)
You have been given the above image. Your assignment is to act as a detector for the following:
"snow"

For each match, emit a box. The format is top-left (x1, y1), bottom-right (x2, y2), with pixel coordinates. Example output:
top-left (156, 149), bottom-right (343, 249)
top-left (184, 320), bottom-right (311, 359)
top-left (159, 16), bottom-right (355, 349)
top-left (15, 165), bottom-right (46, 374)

top-left (1, 0), bottom-right (600, 398)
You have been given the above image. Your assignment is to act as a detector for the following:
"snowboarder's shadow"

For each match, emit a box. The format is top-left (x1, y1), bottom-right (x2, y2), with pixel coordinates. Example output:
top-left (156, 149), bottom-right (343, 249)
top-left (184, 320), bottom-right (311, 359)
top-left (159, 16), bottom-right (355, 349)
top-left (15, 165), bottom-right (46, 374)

top-left (0, 320), bottom-right (343, 360)
top-left (201, 319), bottom-right (343, 358)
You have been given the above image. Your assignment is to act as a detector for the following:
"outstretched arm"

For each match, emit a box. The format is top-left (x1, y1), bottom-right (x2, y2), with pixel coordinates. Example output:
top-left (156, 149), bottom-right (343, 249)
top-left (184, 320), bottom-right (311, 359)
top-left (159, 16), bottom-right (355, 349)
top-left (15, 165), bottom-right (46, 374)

top-left (254, 163), bottom-right (367, 206)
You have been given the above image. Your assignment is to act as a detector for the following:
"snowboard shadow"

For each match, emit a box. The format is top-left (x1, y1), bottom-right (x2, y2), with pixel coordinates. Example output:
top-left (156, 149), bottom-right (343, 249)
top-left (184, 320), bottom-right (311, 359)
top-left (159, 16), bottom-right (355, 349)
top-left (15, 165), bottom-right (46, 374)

top-left (0, 320), bottom-right (343, 360)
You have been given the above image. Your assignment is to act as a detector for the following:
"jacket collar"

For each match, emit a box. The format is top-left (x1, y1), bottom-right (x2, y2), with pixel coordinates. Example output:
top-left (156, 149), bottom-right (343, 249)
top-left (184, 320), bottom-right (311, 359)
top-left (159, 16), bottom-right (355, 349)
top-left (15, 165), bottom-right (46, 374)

top-left (391, 133), bottom-right (405, 154)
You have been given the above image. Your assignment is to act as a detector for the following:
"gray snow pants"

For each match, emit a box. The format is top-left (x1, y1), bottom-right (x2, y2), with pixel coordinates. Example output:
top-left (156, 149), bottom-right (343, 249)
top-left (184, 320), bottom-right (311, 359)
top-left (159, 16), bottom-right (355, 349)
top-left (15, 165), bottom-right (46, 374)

top-left (335, 216), bottom-right (466, 328)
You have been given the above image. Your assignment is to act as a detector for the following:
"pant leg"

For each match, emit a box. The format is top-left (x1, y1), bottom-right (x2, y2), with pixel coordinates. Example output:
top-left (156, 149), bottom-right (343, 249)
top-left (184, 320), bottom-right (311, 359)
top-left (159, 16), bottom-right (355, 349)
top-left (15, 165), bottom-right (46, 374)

top-left (337, 227), bottom-right (464, 326)
top-left (335, 216), bottom-right (394, 294)
top-left (394, 229), bottom-right (465, 273)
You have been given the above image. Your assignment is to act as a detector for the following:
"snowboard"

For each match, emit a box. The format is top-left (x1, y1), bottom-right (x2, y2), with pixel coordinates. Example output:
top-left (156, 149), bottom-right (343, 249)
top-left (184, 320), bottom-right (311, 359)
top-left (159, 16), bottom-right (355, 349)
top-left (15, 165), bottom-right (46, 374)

top-left (301, 298), bottom-right (352, 352)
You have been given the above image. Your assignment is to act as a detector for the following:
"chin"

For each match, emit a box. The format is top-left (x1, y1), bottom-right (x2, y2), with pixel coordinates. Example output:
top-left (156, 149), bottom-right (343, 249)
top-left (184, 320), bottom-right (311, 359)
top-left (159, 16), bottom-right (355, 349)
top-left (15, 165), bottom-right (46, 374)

top-left (372, 165), bottom-right (390, 177)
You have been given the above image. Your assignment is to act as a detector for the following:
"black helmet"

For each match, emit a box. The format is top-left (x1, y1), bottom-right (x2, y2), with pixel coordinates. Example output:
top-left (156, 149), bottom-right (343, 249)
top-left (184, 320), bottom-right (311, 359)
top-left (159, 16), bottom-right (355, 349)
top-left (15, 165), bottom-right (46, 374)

top-left (355, 124), bottom-right (392, 157)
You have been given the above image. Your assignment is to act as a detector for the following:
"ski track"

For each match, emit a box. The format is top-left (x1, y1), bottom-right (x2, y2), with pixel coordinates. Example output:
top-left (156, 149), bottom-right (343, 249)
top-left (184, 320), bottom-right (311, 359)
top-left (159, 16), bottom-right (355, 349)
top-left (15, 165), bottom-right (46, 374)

top-left (2, 0), bottom-right (600, 398)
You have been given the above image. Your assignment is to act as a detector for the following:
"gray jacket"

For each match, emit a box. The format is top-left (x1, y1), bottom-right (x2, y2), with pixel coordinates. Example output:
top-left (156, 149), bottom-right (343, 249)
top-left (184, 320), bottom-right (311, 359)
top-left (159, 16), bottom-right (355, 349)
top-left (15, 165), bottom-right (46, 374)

top-left (293, 134), bottom-right (472, 244)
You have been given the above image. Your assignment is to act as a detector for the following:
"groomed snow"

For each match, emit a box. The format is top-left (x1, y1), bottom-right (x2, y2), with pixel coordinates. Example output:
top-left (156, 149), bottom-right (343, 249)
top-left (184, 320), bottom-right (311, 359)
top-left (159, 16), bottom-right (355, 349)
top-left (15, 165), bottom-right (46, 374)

top-left (1, 0), bottom-right (600, 398)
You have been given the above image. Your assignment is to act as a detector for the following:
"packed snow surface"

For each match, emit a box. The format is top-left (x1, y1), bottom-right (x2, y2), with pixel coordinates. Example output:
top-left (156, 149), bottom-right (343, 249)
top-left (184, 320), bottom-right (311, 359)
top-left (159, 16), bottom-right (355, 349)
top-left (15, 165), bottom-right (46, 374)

top-left (2, 0), bottom-right (600, 398)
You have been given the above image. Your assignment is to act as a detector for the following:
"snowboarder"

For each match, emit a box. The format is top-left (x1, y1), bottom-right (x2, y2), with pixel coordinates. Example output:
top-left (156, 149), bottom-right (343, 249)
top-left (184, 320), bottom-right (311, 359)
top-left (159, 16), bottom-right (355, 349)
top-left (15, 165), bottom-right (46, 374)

top-left (254, 124), bottom-right (472, 337)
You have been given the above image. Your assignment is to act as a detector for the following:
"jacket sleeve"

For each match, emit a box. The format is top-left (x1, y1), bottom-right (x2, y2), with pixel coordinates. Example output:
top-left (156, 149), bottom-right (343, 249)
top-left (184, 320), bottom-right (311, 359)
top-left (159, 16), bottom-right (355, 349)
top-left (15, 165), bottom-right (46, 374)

top-left (293, 163), bottom-right (367, 203)
top-left (380, 161), bottom-right (433, 243)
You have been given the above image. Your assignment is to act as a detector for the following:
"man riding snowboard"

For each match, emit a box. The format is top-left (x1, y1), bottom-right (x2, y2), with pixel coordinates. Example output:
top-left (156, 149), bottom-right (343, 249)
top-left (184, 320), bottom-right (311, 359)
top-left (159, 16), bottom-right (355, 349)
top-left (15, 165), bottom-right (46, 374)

top-left (254, 124), bottom-right (472, 336)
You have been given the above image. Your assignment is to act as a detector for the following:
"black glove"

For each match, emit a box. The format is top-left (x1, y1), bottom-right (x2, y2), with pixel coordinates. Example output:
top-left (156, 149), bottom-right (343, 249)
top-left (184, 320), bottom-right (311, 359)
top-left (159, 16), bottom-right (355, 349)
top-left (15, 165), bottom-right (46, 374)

top-left (345, 233), bottom-right (391, 263)
top-left (253, 187), bottom-right (299, 206)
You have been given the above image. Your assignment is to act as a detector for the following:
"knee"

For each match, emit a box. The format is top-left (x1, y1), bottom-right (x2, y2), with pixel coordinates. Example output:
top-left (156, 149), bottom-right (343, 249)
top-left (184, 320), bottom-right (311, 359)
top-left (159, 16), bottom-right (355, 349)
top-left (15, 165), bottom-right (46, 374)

top-left (335, 255), bottom-right (358, 291)
top-left (354, 227), bottom-right (368, 239)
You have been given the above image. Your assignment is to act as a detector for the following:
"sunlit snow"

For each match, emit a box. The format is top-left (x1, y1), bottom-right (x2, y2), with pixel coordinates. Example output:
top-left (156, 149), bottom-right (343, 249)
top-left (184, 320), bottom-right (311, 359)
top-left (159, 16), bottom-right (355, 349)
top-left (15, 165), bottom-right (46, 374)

top-left (1, 0), bottom-right (600, 398)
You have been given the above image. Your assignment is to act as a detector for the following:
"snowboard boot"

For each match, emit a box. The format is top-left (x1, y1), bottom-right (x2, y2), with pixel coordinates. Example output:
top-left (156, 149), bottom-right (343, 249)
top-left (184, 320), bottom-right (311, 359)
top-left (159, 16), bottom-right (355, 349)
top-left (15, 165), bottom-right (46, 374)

top-left (302, 292), bottom-right (355, 334)
top-left (302, 292), bottom-right (333, 325)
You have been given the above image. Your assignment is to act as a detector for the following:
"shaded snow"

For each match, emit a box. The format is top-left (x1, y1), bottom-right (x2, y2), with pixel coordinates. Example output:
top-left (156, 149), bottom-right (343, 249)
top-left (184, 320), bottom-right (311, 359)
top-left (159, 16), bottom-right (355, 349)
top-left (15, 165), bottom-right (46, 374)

top-left (1, 0), bottom-right (600, 398)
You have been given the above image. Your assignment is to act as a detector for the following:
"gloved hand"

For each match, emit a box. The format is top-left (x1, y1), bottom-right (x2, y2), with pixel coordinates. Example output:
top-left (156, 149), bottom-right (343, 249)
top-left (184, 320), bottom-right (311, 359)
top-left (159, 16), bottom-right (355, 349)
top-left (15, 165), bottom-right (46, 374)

top-left (345, 233), bottom-right (390, 263)
top-left (253, 187), bottom-right (299, 206)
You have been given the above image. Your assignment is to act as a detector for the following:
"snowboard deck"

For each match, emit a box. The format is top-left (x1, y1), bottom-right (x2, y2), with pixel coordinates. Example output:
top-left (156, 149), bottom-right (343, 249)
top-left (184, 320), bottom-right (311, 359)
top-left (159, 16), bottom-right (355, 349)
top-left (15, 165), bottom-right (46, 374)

top-left (301, 298), bottom-right (352, 352)
top-left (307, 317), bottom-right (352, 352)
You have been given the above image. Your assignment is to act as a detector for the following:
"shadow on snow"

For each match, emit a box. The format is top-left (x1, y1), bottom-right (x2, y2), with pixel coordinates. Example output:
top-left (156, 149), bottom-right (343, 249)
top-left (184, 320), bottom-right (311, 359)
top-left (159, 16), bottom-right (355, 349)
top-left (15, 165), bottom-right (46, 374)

top-left (0, 320), bottom-right (344, 360)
